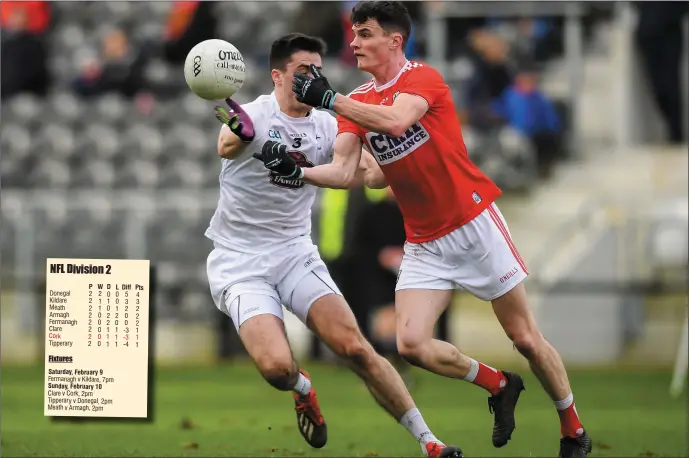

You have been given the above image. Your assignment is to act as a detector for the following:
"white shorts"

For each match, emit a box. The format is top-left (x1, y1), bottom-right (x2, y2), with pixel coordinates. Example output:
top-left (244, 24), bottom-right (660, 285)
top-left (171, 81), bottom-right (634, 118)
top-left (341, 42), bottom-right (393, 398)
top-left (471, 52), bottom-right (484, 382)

top-left (206, 238), bottom-right (342, 330)
top-left (396, 203), bottom-right (528, 301)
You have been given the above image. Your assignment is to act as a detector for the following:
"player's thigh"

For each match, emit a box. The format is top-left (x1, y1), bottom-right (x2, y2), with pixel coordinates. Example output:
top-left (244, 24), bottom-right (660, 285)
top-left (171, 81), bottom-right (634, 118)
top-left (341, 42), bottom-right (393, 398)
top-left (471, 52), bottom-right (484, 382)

top-left (491, 282), bottom-right (541, 348)
top-left (282, 262), bottom-right (370, 359)
top-left (449, 203), bottom-right (529, 302)
top-left (395, 288), bottom-right (454, 347)
top-left (236, 306), bottom-right (294, 375)
top-left (305, 286), bottom-right (372, 361)
top-left (395, 241), bottom-right (455, 343)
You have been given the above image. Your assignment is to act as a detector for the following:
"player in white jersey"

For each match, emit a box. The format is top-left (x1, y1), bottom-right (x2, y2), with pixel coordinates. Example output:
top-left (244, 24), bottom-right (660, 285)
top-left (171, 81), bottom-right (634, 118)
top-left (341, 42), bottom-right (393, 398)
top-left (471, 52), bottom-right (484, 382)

top-left (204, 33), bottom-right (463, 458)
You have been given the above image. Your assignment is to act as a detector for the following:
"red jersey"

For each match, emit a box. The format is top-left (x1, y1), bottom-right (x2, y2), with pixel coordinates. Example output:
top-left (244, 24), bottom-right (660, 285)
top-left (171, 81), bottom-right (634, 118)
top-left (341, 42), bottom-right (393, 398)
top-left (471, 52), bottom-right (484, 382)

top-left (337, 60), bottom-right (502, 243)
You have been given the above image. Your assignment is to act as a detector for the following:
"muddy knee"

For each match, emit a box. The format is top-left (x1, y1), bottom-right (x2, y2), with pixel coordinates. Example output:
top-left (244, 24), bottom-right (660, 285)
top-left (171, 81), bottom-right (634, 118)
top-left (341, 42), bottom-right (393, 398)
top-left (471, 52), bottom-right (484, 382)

top-left (256, 355), bottom-right (297, 391)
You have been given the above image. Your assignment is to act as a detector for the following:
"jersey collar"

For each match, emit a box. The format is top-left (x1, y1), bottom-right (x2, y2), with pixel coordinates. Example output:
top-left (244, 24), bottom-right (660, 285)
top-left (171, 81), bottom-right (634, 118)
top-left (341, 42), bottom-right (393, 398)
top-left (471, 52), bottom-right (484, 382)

top-left (373, 59), bottom-right (410, 92)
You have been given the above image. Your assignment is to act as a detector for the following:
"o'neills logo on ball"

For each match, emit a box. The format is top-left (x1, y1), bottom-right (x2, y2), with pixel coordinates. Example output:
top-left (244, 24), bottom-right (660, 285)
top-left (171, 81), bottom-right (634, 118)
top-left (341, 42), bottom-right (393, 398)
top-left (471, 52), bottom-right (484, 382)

top-left (269, 151), bottom-right (314, 189)
top-left (365, 122), bottom-right (430, 165)
top-left (217, 50), bottom-right (244, 63)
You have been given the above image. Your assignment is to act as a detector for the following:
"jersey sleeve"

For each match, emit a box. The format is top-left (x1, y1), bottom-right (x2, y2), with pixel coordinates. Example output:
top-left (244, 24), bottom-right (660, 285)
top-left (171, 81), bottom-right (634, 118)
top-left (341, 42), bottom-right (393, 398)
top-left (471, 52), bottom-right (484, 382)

top-left (398, 64), bottom-right (449, 108)
top-left (336, 113), bottom-right (363, 138)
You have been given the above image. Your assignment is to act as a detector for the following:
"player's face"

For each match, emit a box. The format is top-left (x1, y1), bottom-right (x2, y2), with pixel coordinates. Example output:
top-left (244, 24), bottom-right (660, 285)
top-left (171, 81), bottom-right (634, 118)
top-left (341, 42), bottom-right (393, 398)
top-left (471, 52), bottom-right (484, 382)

top-left (350, 19), bottom-right (402, 72)
top-left (277, 51), bottom-right (323, 110)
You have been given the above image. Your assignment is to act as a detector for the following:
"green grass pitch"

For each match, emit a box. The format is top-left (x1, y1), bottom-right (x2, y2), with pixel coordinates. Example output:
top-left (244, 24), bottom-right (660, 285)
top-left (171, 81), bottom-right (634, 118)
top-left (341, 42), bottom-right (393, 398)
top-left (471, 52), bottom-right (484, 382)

top-left (2, 362), bottom-right (686, 457)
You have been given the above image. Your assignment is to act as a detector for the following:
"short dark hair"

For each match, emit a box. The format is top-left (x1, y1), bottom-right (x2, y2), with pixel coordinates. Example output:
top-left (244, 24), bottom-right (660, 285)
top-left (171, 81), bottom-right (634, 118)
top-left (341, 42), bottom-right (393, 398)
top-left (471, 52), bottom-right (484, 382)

top-left (350, 1), bottom-right (411, 46)
top-left (269, 33), bottom-right (327, 72)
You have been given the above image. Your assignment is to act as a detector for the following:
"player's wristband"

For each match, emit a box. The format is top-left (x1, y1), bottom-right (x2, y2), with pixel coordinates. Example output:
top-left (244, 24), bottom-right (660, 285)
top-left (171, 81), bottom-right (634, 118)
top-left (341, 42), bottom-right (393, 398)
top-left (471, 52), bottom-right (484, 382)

top-left (327, 92), bottom-right (338, 111)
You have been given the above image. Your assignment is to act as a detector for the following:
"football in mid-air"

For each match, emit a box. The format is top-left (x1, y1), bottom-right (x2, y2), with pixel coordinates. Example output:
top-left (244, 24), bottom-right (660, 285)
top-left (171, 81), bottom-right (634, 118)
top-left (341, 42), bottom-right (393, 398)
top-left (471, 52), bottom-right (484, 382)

top-left (184, 39), bottom-right (246, 101)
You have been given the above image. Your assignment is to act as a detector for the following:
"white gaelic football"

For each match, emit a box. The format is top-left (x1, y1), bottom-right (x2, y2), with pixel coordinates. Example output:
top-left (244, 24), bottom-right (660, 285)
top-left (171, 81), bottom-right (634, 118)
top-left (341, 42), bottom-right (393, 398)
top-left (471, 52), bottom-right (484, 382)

top-left (184, 39), bottom-right (246, 101)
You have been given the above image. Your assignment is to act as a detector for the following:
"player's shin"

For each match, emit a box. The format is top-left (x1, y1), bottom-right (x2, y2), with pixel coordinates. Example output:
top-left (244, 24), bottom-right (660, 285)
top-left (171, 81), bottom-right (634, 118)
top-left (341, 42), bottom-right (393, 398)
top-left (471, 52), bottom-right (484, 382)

top-left (398, 336), bottom-right (472, 378)
top-left (398, 334), bottom-right (510, 395)
top-left (521, 341), bottom-right (584, 437)
top-left (352, 357), bottom-right (446, 453)
top-left (348, 350), bottom-right (451, 453)
top-left (343, 348), bottom-right (415, 419)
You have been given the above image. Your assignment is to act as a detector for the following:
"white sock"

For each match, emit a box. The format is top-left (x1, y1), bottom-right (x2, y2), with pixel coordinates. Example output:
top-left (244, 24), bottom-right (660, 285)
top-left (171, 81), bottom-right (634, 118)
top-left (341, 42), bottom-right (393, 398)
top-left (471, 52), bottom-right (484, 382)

top-left (292, 372), bottom-right (311, 397)
top-left (463, 358), bottom-right (479, 382)
top-left (554, 392), bottom-right (574, 410)
top-left (400, 408), bottom-right (441, 454)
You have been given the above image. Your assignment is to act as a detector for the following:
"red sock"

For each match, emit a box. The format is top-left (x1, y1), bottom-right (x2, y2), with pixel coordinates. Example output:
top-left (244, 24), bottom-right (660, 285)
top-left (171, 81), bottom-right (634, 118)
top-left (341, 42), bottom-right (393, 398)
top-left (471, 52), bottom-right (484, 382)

top-left (464, 359), bottom-right (507, 396)
top-left (555, 394), bottom-right (584, 438)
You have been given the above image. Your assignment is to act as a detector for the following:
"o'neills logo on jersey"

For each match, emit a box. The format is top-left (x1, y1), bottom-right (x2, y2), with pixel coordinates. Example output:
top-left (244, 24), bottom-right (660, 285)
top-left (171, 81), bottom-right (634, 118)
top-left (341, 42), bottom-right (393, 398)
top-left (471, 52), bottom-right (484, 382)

top-left (365, 122), bottom-right (430, 165)
top-left (270, 151), bottom-right (314, 189)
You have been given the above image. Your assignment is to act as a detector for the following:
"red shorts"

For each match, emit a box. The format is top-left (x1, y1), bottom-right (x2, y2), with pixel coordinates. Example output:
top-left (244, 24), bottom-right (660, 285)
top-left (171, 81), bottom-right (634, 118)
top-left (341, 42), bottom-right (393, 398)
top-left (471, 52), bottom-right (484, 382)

top-left (396, 203), bottom-right (528, 301)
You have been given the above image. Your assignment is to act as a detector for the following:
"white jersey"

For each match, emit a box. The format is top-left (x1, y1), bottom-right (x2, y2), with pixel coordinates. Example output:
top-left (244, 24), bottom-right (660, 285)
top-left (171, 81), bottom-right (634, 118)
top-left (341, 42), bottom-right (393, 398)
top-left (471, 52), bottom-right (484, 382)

top-left (205, 92), bottom-right (337, 253)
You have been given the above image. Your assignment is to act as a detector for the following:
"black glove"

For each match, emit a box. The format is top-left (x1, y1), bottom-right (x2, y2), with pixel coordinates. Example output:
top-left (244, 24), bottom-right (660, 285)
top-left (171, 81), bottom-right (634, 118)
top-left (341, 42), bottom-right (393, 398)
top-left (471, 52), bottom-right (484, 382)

top-left (253, 141), bottom-right (304, 179)
top-left (292, 64), bottom-right (339, 110)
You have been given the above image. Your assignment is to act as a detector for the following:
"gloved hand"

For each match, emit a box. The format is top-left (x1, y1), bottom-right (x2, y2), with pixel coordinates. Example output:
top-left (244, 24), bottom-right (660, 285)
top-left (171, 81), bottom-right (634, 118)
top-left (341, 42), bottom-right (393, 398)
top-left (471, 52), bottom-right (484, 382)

top-left (292, 64), bottom-right (338, 110)
top-left (214, 98), bottom-right (255, 143)
top-left (253, 140), bottom-right (304, 179)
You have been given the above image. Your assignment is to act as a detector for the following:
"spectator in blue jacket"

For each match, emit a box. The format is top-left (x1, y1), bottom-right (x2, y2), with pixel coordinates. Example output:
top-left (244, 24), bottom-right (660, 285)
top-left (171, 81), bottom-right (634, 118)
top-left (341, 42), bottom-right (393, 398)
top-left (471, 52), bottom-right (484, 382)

top-left (491, 66), bottom-right (562, 178)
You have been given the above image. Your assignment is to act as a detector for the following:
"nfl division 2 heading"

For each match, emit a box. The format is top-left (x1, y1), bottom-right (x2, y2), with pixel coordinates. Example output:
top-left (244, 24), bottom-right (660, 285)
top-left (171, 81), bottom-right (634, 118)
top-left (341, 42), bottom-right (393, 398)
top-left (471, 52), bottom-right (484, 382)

top-left (44, 258), bottom-right (151, 418)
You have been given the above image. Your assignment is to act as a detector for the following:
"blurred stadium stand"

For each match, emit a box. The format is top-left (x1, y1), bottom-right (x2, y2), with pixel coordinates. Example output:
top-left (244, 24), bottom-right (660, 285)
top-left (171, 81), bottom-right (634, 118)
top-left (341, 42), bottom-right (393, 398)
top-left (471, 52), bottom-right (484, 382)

top-left (1, 1), bottom-right (687, 367)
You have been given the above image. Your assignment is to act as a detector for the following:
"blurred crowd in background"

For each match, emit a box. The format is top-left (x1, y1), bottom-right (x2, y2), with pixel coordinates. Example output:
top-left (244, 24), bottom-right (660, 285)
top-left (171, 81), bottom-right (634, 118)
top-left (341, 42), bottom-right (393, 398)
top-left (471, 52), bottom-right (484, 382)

top-left (3, 2), bottom-right (686, 185)
top-left (1, 1), bottom-right (687, 362)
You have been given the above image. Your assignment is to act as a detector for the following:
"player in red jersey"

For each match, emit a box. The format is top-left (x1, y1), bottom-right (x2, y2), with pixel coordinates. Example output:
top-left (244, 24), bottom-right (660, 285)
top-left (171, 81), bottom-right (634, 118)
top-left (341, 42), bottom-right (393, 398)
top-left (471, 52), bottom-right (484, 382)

top-left (252, 2), bottom-right (591, 457)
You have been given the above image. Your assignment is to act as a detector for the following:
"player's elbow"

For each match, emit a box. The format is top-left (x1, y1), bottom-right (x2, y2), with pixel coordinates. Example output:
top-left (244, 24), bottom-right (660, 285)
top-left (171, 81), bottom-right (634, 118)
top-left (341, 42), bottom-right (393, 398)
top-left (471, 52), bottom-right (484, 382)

top-left (330, 157), bottom-right (361, 189)
top-left (386, 101), bottom-right (426, 137)
top-left (338, 171), bottom-right (358, 189)
top-left (217, 129), bottom-right (244, 159)
top-left (218, 139), bottom-right (242, 159)
top-left (366, 175), bottom-right (387, 189)
top-left (386, 114), bottom-right (418, 137)
top-left (218, 145), bottom-right (236, 159)
top-left (385, 121), bottom-right (409, 138)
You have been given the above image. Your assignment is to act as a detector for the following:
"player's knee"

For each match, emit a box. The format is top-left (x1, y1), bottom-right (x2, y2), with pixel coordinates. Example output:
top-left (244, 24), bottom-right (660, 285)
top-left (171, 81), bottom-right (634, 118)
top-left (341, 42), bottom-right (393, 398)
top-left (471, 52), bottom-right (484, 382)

top-left (396, 331), bottom-right (427, 366)
top-left (338, 333), bottom-right (371, 368)
top-left (507, 329), bottom-right (541, 361)
top-left (256, 356), bottom-right (297, 391)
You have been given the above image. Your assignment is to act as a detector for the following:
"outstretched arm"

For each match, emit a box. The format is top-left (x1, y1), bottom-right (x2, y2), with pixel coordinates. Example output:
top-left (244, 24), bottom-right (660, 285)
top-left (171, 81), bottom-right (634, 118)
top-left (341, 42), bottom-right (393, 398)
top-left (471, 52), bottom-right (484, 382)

top-left (292, 64), bottom-right (430, 137)
top-left (301, 132), bottom-right (363, 189)
top-left (332, 93), bottom-right (428, 138)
